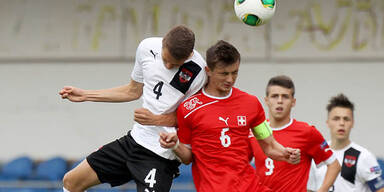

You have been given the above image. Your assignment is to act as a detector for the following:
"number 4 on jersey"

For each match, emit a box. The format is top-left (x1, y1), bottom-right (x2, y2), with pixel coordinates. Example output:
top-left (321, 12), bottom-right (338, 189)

top-left (153, 81), bottom-right (164, 99)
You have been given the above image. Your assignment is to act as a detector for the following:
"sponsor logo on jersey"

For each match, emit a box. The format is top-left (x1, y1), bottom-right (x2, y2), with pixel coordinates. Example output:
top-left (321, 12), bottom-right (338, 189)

top-left (344, 155), bottom-right (357, 167)
top-left (237, 116), bottom-right (247, 126)
top-left (320, 140), bottom-right (332, 153)
top-left (370, 166), bottom-right (382, 174)
top-left (219, 116), bottom-right (229, 126)
top-left (150, 50), bottom-right (158, 59)
top-left (184, 97), bottom-right (203, 110)
top-left (179, 68), bottom-right (193, 83)
top-left (320, 140), bottom-right (329, 149)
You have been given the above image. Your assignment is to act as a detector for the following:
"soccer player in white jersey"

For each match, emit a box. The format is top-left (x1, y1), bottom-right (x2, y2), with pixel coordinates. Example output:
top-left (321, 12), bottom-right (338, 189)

top-left (307, 94), bottom-right (384, 192)
top-left (59, 25), bottom-right (207, 192)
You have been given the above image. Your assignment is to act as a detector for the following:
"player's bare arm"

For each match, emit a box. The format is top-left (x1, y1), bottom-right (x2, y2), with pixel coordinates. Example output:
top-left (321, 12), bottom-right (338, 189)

top-left (258, 135), bottom-right (301, 164)
top-left (134, 109), bottom-right (177, 127)
top-left (317, 159), bottom-right (341, 192)
top-left (59, 80), bottom-right (143, 103)
top-left (159, 132), bottom-right (192, 164)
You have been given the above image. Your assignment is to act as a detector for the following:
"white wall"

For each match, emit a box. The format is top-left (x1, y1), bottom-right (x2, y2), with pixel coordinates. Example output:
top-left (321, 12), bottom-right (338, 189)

top-left (1, 62), bottom-right (383, 161)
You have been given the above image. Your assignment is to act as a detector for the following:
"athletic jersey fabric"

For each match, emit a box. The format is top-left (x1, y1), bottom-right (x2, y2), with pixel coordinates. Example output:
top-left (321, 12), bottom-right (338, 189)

top-left (251, 119), bottom-right (335, 192)
top-left (130, 37), bottom-right (207, 160)
top-left (177, 87), bottom-right (270, 192)
top-left (307, 142), bottom-right (384, 192)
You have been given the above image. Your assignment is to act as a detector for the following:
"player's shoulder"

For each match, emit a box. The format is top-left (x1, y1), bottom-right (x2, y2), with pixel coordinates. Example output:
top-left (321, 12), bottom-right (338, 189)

top-left (188, 50), bottom-right (207, 68)
top-left (140, 37), bottom-right (162, 46)
top-left (349, 142), bottom-right (376, 158)
top-left (137, 37), bottom-right (162, 51)
top-left (292, 119), bottom-right (315, 130)
top-left (179, 91), bottom-right (205, 112)
top-left (232, 87), bottom-right (260, 100)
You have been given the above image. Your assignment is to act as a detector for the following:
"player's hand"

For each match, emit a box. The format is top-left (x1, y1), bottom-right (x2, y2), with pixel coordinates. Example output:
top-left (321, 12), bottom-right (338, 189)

top-left (159, 132), bottom-right (178, 149)
top-left (286, 147), bottom-right (300, 164)
top-left (59, 86), bottom-right (86, 102)
top-left (134, 108), bottom-right (158, 125)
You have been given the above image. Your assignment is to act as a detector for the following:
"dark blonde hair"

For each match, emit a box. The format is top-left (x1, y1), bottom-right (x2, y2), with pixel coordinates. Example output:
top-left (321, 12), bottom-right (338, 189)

top-left (162, 25), bottom-right (195, 60)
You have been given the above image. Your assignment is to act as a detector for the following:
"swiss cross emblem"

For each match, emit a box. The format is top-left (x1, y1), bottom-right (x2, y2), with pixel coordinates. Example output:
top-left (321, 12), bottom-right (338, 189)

top-left (237, 116), bottom-right (247, 126)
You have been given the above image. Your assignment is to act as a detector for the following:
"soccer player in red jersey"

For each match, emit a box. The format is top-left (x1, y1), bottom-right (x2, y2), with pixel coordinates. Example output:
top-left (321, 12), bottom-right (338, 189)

top-left (159, 41), bottom-right (301, 192)
top-left (250, 75), bottom-right (341, 192)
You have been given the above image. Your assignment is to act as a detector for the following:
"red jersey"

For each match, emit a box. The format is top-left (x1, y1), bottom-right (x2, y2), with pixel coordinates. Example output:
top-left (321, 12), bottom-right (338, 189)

top-left (250, 119), bottom-right (335, 192)
top-left (177, 87), bottom-right (271, 192)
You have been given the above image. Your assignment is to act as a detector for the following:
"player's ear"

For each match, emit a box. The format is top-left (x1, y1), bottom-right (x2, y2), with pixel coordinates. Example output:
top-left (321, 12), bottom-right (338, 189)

top-left (188, 51), bottom-right (194, 59)
top-left (292, 98), bottom-right (296, 108)
top-left (205, 66), bottom-right (211, 76)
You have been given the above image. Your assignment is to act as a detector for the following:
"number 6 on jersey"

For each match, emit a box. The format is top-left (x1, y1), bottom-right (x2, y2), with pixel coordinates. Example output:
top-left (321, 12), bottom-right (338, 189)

top-left (220, 128), bottom-right (231, 147)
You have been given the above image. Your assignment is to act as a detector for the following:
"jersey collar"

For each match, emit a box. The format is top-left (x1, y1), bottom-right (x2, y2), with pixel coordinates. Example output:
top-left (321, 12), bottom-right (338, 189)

top-left (270, 118), bottom-right (294, 131)
top-left (202, 87), bottom-right (232, 100)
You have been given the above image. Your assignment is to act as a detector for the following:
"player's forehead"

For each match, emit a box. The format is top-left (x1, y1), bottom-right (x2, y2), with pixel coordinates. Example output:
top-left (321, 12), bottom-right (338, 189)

top-left (328, 107), bottom-right (353, 118)
top-left (267, 85), bottom-right (293, 95)
top-left (212, 61), bottom-right (240, 72)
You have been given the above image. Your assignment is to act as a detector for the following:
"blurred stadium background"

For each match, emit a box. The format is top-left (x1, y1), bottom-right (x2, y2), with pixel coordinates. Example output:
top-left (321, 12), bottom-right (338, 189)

top-left (1, 0), bottom-right (384, 191)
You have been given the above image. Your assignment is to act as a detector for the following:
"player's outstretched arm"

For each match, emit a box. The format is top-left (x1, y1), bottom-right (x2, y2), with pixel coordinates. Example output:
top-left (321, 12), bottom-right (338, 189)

top-left (258, 136), bottom-right (301, 164)
top-left (134, 109), bottom-right (176, 127)
top-left (159, 132), bottom-right (192, 164)
top-left (59, 80), bottom-right (143, 103)
top-left (317, 159), bottom-right (340, 192)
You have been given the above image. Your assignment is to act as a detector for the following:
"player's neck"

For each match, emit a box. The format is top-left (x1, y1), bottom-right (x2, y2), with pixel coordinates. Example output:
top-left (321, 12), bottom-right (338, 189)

top-left (331, 138), bottom-right (351, 150)
top-left (268, 116), bottom-right (291, 128)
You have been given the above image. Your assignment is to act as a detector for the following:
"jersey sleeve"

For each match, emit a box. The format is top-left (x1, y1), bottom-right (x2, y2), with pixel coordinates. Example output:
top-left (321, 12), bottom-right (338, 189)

top-left (184, 64), bottom-right (207, 100)
top-left (176, 103), bottom-right (192, 145)
top-left (307, 160), bottom-right (322, 191)
top-left (131, 39), bottom-right (149, 83)
top-left (249, 97), bottom-right (266, 128)
top-left (307, 126), bottom-right (335, 166)
top-left (357, 150), bottom-right (382, 183)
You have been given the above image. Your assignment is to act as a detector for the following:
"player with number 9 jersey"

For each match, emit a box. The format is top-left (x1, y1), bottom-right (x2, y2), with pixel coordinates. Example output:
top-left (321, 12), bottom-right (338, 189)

top-left (251, 119), bottom-right (335, 191)
top-left (250, 75), bottom-right (339, 192)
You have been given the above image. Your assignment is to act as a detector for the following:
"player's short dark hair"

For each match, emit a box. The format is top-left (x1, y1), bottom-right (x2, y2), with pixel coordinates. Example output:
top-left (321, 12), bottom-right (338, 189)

top-left (206, 40), bottom-right (240, 70)
top-left (327, 93), bottom-right (354, 114)
top-left (162, 25), bottom-right (195, 60)
top-left (266, 75), bottom-right (295, 96)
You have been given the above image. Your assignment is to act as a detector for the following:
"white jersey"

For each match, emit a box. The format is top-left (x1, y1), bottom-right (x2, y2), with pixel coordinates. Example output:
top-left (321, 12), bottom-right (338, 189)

top-left (307, 142), bottom-right (384, 192)
top-left (130, 37), bottom-right (207, 160)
